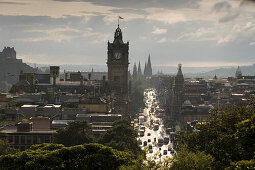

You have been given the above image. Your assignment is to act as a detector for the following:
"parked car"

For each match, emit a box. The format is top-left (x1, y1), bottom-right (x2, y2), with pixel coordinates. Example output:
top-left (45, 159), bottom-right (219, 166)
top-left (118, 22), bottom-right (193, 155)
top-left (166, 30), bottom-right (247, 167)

top-left (143, 141), bottom-right (147, 146)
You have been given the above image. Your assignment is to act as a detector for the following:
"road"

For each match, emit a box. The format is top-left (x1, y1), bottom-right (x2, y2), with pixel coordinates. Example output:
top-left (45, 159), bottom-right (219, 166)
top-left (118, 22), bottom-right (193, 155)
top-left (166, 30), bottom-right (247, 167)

top-left (135, 88), bottom-right (175, 162)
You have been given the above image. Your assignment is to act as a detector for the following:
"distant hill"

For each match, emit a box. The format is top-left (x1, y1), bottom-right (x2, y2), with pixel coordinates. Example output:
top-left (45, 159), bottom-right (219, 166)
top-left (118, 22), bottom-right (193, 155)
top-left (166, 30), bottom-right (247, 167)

top-left (27, 62), bottom-right (255, 79)
top-left (184, 63), bottom-right (255, 78)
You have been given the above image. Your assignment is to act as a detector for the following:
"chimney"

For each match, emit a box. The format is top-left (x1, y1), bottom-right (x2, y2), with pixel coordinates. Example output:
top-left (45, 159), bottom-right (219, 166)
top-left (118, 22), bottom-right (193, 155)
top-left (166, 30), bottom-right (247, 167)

top-left (17, 122), bottom-right (33, 132)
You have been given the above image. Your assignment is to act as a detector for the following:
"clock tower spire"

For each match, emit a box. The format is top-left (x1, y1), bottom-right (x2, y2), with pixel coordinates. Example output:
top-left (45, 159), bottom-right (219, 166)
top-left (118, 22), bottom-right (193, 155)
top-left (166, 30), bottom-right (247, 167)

top-left (107, 24), bottom-right (129, 116)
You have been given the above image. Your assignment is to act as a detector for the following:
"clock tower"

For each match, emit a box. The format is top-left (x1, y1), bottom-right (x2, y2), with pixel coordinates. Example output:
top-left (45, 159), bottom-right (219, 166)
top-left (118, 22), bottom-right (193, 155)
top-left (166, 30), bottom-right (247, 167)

top-left (107, 25), bottom-right (129, 116)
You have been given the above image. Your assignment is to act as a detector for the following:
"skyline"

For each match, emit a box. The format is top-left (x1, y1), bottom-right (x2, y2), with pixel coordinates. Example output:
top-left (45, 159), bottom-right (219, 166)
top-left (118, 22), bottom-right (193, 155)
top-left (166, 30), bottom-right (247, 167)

top-left (0, 0), bottom-right (255, 67)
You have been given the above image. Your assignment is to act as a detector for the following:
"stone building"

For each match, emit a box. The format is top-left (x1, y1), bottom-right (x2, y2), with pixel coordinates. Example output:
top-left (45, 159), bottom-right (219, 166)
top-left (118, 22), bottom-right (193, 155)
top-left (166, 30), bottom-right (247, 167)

top-left (0, 118), bottom-right (55, 151)
top-left (107, 24), bottom-right (129, 116)
top-left (171, 64), bottom-right (184, 119)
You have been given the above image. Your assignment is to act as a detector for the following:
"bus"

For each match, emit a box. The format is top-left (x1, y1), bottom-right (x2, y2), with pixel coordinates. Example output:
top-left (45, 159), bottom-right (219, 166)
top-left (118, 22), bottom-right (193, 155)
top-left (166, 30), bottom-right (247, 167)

top-left (163, 137), bottom-right (170, 145)
top-left (153, 124), bottom-right (159, 131)
top-left (139, 116), bottom-right (144, 125)
top-left (158, 138), bottom-right (163, 147)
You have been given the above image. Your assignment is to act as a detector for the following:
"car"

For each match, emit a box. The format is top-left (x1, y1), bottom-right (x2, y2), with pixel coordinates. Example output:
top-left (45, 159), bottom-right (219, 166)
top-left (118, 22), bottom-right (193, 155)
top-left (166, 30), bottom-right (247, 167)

top-left (147, 133), bottom-right (151, 136)
top-left (149, 149), bottom-right (153, 153)
top-left (168, 145), bottom-right (172, 151)
top-left (153, 124), bottom-right (159, 131)
top-left (148, 139), bottom-right (151, 142)
top-left (163, 137), bottom-right (170, 145)
top-left (149, 144), bottom-right (152, 149)
top-left (170, 149), bottom-right (175, 154)
top-left (138, 139), bottom-right (142, 145)
top-left (143, 141), bottom-right (147, 146)
top-left (163, 150), bottom-right (167, 155)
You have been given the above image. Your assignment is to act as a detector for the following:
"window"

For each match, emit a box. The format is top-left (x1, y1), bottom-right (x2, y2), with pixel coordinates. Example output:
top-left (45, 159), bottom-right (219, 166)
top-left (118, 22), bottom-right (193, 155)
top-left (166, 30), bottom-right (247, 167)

top-left (38, 136), bottom-right (44, 143)
top-left (21, 136), bottom-right (25, 144)
top-left (14, 136), bottom-right (19, 144)
top-left (33, 136), bottom-right (37, 144)
top-left (45, 136), bottom-right (50, 143)
top-left (8, 136), bottom-right (13, 143)
top-left (27, 136), bottom-right (32, 144)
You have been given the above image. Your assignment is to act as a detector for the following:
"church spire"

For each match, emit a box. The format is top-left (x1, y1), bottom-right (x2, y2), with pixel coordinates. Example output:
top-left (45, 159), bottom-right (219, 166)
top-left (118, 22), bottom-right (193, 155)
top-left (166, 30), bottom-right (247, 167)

top-left (144, 61), bottom-right (147, 76)
top-left (138, 61), bottom-right (142, 80)
top-left (132, 63), bottom-right (137, 81)
top-left (146, 54), bottom-right (152, 76)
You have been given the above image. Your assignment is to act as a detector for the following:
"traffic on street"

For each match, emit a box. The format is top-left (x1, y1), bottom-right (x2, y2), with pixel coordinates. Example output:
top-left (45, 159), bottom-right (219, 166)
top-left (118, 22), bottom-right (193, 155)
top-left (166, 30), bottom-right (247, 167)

top-left (134, 88), bottom-right (176, 161)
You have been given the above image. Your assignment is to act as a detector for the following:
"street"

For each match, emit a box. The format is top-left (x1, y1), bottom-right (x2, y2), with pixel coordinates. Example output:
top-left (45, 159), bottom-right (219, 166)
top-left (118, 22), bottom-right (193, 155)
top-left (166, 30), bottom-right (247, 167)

top-left (135, 88), bottom-right (175, 161)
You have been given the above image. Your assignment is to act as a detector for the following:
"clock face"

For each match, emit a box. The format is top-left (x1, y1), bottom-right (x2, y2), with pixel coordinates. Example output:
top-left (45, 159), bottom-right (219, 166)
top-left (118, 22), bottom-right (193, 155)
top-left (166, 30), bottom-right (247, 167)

top-left (114, 52), bottom-right (122, 59)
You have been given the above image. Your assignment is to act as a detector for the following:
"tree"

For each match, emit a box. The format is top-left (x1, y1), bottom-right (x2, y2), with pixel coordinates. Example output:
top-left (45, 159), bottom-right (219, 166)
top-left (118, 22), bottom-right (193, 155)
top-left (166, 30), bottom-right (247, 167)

top-left (178, 103), bottom-right (255, 169)
top-left (0, 143), bottom-right (134, 169)
top-left (53, 120), bottom-right (94, 146)
top-left (0, 139), bottom-right (18, 156)
top-left (170, 149), bottom-right (214, 170)
top-left (235, 113), bottom-right (255, 160)
top-left (98, 119), bottom-right (144, 158)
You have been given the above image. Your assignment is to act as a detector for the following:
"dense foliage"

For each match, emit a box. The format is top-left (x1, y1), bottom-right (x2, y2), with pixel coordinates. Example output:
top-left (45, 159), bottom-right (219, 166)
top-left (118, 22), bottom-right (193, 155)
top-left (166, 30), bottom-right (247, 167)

top-left (53, 120), bottom-right (94, 146)
top-left (0, 139), bottom-right (18, 156)
top-left (0, 143), bottom-right (134, 170)
top-left (179, 102), bottom-right (255, 169)
top-left (170, 149), bottom-right (214, 170)
top-left (98, 119), bottom-right (144, 158)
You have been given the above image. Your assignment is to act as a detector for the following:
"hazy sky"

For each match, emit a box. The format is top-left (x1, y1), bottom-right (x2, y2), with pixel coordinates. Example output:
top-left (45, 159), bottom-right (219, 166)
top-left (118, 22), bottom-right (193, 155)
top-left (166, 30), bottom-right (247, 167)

top-left (0, 0), bottom-right (255, 67)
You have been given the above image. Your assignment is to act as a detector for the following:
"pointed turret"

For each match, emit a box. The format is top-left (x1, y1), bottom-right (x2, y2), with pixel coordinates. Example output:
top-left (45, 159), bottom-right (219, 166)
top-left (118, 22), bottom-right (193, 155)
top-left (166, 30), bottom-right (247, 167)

top-left (138, 61), bottom-right (142, 80)
top-left (146, 54), bottom-right (152, 77)
top-left (144, 61), bottom-right (147, 76)
top-left (132, 63), bottom-right (137, 81)
top-left (113, 25), bottom-right (123, 44)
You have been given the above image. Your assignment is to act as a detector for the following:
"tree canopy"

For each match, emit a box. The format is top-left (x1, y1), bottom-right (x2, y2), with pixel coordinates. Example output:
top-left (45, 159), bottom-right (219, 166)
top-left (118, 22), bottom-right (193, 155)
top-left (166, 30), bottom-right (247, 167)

top-left (0, 143), bottom-right (134, 170)
top-left (178, 103), bottom-right (255, 169)
top-left (53, 120), bottom-right (94, 147)
top-left (0, 139), bottom-right (18, 156)
top-left (98, 119), bottom-right (144, 158)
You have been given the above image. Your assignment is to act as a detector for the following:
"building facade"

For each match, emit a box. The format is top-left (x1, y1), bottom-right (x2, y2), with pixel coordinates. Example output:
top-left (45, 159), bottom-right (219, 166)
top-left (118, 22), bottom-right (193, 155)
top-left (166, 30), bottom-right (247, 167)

top-left (107, 25), bottom-right (129, 116)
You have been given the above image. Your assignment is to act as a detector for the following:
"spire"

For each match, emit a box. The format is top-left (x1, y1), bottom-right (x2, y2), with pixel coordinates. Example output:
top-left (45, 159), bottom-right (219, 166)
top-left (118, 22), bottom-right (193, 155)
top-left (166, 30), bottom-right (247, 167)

top-left (177, 64), bottom-right (183, 77)
top-left (146, 54), bottom-right (152, 76)
top-left (138, 61), bottom-right (142, 80)
top-left (113, 25), bottom-right (123, 44)
top-left (132, 63), bottom-right (137, 81)
top-left (144, 61), bottom-right (147, 76)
